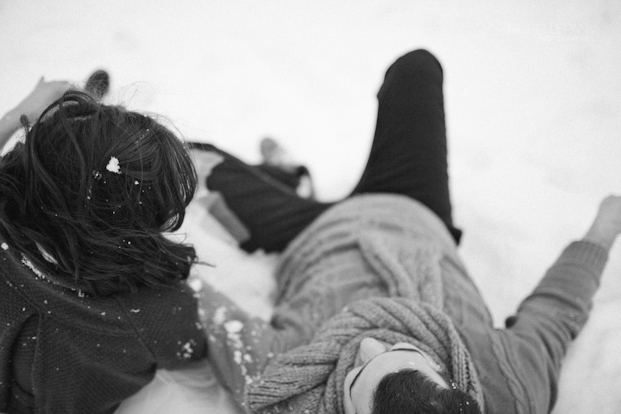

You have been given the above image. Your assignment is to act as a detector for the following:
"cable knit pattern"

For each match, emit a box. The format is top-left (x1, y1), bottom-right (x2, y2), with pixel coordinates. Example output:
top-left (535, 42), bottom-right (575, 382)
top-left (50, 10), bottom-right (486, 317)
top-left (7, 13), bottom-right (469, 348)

top-left (0, 242), bottom-right (206, 414)
top-left (247, 298), bottom-right (483, 413)
top-left (201, 195), bottom-right (608, 414)
top-left (246, 194), bottom-right (483, 413)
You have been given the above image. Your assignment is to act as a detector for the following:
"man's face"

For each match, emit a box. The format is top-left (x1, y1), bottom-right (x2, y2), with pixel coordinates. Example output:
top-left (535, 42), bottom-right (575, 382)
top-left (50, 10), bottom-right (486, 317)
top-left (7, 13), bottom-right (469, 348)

top-left (343, 338), bottom-right (449, 414)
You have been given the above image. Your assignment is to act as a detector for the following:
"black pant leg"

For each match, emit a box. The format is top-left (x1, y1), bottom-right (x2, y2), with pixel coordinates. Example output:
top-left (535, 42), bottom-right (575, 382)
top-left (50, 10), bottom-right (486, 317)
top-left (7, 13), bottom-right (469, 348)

top-left (195, 143), bottom-right (332, 253)
top-left (196, 49), bottom-right (461, 250)
top-left (350, 49), bottom-right (462, 244)
top-left (255, 164), bottom-right (301, 192)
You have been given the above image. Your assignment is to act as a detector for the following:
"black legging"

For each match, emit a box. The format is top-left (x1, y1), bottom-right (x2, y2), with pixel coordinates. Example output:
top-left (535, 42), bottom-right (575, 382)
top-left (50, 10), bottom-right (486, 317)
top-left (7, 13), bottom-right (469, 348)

top-left (200, 49), bottom-right (461, 253)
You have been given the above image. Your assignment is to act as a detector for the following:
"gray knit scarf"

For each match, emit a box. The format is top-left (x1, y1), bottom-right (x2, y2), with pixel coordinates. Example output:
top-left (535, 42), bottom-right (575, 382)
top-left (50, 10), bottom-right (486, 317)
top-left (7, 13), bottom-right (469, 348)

top-left (245, 195), bottom-right (484, 413)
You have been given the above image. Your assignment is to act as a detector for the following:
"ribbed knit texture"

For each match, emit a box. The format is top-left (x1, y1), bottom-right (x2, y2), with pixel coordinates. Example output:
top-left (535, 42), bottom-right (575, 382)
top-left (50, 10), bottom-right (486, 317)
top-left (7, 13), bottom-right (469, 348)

top-left (198, 195), bottom-right (606, 414)
top-left (0, 241), bottom-right (206, 414)
top-left (247, 298), bottom-right (483, 414)
top-left (246, 194), bottom-right (484, 413)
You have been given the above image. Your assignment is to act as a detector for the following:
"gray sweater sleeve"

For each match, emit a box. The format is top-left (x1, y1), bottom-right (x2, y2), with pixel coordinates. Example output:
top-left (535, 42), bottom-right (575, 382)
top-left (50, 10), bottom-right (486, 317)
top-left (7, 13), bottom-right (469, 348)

top-left (196, 283), bottom-right (309, 410)
top-left (501, 241), bottom-right (608, 413)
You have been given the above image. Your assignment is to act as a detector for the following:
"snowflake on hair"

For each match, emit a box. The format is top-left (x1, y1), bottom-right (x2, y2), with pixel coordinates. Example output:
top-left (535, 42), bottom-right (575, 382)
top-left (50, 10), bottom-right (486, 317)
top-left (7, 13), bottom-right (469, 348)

top-left (106, 157), bottom-right (121, 174)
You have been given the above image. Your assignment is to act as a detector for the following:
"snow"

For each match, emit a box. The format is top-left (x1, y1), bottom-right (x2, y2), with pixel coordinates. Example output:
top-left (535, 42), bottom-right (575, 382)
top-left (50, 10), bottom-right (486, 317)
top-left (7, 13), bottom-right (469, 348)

top-left (224, 320), bottom-right (244, 336)
top-left (106, 156), bottom-right (121, 174)
top-left (212, 306), bottom-right (227, 326)
top-left (1, 1), bottom-right (620, 413)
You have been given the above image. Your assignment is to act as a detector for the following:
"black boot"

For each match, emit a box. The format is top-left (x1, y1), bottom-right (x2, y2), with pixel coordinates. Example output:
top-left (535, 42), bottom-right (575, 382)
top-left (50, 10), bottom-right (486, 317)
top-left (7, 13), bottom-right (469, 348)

top-left (85, 70), bottom-right (110, 100)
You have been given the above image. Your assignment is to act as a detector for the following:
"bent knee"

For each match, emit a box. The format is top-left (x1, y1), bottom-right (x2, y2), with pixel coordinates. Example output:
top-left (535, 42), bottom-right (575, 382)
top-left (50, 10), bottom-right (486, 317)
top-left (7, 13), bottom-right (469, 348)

top-left (389, 49), bottom-right (443, 77)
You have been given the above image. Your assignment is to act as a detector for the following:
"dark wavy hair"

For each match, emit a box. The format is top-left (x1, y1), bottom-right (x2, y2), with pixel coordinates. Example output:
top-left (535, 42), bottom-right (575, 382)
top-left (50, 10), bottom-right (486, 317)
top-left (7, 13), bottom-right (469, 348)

top-left (0, 91), bottom-right (198, 296)
top-left (372, 369), bottom-right (481, 414)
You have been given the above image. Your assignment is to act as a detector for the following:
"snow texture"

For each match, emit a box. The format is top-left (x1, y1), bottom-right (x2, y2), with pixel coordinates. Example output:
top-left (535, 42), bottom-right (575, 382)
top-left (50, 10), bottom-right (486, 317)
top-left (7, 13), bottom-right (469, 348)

top-left (1, 1), bottom-right (620, 413)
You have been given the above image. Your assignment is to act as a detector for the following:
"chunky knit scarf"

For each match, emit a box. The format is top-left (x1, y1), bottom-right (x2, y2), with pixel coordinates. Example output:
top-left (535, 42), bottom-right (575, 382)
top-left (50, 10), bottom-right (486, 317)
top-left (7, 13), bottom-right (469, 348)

top-left (245, 195), bottom-right (484, 413)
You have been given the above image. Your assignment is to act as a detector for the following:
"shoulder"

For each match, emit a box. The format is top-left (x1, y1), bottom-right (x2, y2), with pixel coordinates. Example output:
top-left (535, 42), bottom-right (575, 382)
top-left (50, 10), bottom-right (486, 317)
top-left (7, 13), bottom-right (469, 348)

top-left (119, 282), bottom-right (200, 321)
top-left (117, 283), bottom-right (207, 366)
top-left (458, 322), bottom-right (562, 414)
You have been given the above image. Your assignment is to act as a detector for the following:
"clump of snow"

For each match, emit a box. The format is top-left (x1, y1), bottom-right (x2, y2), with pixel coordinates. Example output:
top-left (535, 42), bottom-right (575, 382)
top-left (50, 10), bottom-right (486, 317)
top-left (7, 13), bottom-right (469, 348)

top-left (106, 156), bottom-right (121, 174)
top-left (223, 319), bottom-right (243, 335)
top-left (222, 319), bottom-right (258, 385)
top-left (178, 340), bottom-right (197, 359)
top-left (21, 255), bottom-right (48, 281)
top-left (233, 349), bottom-right (242, 365)
top-left (224, 320), bottom-right (245, 352)
top-left (187, 277), bottom-right (203, 292)
top-left (212, 306), bottom-right (227, 325)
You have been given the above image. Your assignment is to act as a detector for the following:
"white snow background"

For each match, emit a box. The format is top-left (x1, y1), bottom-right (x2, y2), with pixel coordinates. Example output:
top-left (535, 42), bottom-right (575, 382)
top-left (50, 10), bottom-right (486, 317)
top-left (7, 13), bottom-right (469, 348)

top-left (1, 1), bottom-right (620, 413)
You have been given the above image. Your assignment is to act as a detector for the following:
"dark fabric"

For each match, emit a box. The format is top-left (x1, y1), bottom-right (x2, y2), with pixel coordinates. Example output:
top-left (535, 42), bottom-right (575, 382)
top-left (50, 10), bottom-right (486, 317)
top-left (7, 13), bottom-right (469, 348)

top-left (203, 49), bottom-right (461, 252)
top-left (0, 242), bottom-right (207, 414)
top-left (350, 50), bottom-right (461, 243)
top-left (255, 164), bottom-right (308, 191)
top-left (194, 142), bottom-right (332, 253)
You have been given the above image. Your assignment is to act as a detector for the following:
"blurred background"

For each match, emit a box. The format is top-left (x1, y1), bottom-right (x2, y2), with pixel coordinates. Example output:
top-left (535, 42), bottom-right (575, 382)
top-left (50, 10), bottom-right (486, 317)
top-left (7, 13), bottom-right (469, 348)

top-left (1, 1), bottom-right (620, 412)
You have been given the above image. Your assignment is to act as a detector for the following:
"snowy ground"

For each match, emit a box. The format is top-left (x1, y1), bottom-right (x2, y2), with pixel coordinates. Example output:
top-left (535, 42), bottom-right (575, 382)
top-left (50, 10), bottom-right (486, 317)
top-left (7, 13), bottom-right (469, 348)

top-left (1, 1), bottom-right (620, 413)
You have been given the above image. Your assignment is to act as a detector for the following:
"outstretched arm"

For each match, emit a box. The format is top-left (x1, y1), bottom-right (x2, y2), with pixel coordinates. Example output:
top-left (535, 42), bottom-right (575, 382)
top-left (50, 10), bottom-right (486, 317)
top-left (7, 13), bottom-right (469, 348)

top-left (501, 195), bottom-right (621, 412)
top-left (0, 77), bottom-right (73, 151)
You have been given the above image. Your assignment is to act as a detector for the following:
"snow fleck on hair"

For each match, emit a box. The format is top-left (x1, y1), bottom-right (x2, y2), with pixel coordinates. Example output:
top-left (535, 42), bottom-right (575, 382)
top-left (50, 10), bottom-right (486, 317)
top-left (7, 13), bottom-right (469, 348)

top-left (0, 91), bottom-right (198, 296)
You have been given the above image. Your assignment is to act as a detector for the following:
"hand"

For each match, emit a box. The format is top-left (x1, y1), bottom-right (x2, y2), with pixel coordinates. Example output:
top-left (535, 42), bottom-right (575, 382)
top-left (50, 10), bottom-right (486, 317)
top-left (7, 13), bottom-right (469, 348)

top-left (583, 195), bottom-right (621, 250)
top-left (0, 77), bottom-right (75, 151)
top-left (13, 77), bottom-right (75, 122)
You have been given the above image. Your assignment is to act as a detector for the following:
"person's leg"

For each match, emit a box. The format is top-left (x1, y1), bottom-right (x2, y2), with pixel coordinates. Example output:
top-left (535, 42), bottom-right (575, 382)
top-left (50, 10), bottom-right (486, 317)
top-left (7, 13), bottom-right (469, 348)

top-left (255, 164), bottom-right (302, 192)
top-left (85, 70), bottom-right (110, 101)
top-left (350, 49), bottom-right (462, 244)
top-left (255, 164), bottom-right (315, 199)
top-left (194, 49), bottom-right (461, 250)
top-left (256, 136), bottom-right (316, 199)
top-left (188, 142), bottom-right (332, 253)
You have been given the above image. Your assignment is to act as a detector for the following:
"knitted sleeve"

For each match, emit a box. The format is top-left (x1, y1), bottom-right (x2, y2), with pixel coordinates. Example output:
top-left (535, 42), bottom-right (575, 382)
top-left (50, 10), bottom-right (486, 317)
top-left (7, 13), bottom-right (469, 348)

top-left (196, 283), bottom-right (308, 409)
top-left (499, 241), bottom-right (608, 413)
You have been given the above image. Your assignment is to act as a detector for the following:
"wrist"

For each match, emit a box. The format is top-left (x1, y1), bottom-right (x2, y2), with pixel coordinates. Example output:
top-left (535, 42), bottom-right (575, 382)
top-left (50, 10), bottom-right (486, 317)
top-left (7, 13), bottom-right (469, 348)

top-left (0, 109), bottom-right (23, 147)
top-left (0, 108), bottom-right (21, 128)
top-left (583, 223), bottom-right (616, 251)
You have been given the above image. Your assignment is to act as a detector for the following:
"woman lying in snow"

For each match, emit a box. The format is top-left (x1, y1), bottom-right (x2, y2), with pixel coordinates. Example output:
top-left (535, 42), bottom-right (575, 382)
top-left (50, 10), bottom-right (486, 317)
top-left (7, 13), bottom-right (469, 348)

top-left (0, 77), bottom-right (206, 413)
top-left (192, 50), bottom-right (621, 414)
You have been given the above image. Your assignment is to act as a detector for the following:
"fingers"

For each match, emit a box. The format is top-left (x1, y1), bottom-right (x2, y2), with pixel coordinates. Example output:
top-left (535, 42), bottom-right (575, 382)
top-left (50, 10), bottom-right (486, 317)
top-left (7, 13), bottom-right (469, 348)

top-left (581, 194), bottom-right (621, 250)
top-left (15, 78), bottom-right (75, 122)
top-left (358, 338), bottom-right (386, 364)
top-left (47, 80), bottom-right (74, 94)
top-left (600, 195), bottom-right (621, 216)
